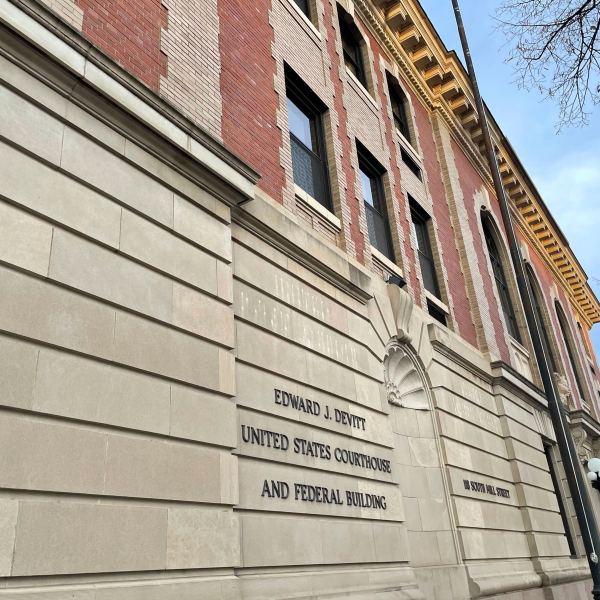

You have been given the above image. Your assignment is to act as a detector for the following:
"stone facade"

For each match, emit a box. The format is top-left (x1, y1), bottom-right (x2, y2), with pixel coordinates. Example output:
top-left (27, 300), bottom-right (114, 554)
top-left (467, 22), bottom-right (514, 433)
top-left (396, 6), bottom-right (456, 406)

top-left (1, 0), bottom-right (600, 599)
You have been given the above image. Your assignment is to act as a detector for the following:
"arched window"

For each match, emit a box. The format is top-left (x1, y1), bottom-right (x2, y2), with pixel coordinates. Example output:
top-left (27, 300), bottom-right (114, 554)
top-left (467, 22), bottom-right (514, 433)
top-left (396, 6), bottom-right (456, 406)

top-left (482, 215), bottom-right (521, 342)
top-left (555, 301), bottom-right (587, 402)
top-left (525, 265), bottom-right (560, 374)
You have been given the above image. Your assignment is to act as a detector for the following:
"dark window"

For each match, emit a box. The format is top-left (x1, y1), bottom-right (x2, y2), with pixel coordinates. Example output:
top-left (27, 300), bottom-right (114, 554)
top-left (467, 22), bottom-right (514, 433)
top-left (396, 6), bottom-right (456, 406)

top-left (544, 444), bottom-right (577, 557)
top-left (427, 299), bottom-right (447, 326)
top-left (556, 302), bottom-right (587, 402)
top-left (387, 74), bottom-right (411, 142)
top-left (357, 144), bottom-right (393, 261)
top-left (526, 265), bottom-right (559, 374)
top-left (338, 9), bottom-right (366, 87)
top-left (410, 200), bottom-right (440, 299)
top-left (292, 0), bottom-right (310, 19)
top-left (286, 68), bottom-right (331, 210)
top-left (400, 148), bottom-right (422, 180)
top-left (577, 322), bottom-right (592, 358)
top-left (482, 218), bottom-right (521, 341)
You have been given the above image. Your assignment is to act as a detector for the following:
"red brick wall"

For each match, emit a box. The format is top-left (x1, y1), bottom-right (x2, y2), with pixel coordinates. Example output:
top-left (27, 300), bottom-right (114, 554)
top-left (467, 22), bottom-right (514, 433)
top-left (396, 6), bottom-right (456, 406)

top-left (365, 33), bottom-right (422, 298)
top-left (218, 0), bottom-right (284, 203)
top-left (451, 139), bottom-right (510, 361)
top-left (416, 102), bottom-right (478, 346)
top-left (76, 0), bottom-right (167, 91)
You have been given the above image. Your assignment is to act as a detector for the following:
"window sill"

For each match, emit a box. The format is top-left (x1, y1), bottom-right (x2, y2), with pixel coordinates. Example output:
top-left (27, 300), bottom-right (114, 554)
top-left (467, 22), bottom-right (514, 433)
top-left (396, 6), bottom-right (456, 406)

top-left (371, 246), bottom-right (404, 279)
top-left (396, 129), bottom-right (423, 164)
top-left (294, 184), bottom-right (341, 230)
top-left (509, 336), bottom-right (534, 382)
top-left (281, 0), bottom-right (322, 42)
top-left (509, 336), bottom-right (530, 358)
top-left (345, 67), bottom-right (379, 113)
top-left (425, 290), bottom-right (449, 315)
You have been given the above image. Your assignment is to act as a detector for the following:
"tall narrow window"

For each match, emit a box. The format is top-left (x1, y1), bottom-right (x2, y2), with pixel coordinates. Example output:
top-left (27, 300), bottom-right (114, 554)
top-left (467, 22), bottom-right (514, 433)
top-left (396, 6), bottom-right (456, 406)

top-left (358, 144), bottom-right (393, 261)
top-left (338, 8), bottom-right (366, 87)
top-left (482, 217), bottom-right (521, 341)
top-left (526, 265), bottom-right (559, 374)
top-left (410, 200), bottom-right (440, 299)
top-left (577, 322), bottom-right (592, 359)
top-left (544, 443), bottom-right (577, 557)
top-left (292, 0), bottom-right (310, 19)
top-left (556, 302), bottom-right (587, 402)
top-left (387, 74), bottom-right (411, 143)
top-left (286, 69), bottom-right (331, 210)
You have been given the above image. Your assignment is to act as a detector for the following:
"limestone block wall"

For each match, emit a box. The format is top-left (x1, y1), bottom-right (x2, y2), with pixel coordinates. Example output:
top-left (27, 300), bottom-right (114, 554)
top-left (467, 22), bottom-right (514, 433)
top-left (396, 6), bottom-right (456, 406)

top-left (425, 324), bottom-right (590, 598)
top-left (229, 198), bottom-right (421, 596)
top-left (0, 23), bottom-right (242, 594)
top-left (0, 3), bottom-right (596, 599)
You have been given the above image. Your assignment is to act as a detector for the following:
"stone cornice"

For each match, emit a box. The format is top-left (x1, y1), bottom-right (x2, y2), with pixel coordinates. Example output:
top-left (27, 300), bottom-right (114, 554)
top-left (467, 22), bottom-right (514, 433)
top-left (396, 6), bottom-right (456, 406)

top-left (233, 192), bottom-right (375, 305)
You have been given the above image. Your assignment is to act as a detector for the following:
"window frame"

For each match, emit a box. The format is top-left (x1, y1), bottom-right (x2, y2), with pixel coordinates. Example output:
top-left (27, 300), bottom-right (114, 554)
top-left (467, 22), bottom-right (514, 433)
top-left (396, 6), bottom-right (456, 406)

top-left (427, 299), bottom-right (447, 327)
top-left (386, 74), bottom-right (412, 143)
top-left (482, 216), bottom-right (521, 342)
top-left (410, 199), bottom-right (441, 300)
top-left (285, 68), bottom-right (332, 211)
top-left (338, 9), bottom-right (367, 88)
top-left (357, 143), bottom-right (394, 262)
top-left (577, 322), bottom-right (592, 359)
top-left (291, 0), bottom-right (311, 19)
top-left (556, 301), bottom-right (588, 403)
top-left (526, 264), bottom-right (560, 375)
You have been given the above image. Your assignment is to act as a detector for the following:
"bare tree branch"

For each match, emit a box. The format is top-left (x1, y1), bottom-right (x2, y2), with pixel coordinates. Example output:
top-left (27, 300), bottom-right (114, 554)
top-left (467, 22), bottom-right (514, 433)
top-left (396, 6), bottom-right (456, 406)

top-left (496, 0), bottom-right (600, 128)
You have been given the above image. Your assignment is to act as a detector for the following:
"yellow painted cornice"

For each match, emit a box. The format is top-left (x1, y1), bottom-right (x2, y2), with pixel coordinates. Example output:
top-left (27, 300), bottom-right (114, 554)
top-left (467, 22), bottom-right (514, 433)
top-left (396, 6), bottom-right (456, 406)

top-left (354, 0), bottom-right (600, 327)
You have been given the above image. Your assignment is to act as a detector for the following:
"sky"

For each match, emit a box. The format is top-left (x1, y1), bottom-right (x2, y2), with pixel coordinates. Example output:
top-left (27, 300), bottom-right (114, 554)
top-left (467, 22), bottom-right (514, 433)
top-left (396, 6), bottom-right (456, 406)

top-left (418, 0), bottom-right (600, 356)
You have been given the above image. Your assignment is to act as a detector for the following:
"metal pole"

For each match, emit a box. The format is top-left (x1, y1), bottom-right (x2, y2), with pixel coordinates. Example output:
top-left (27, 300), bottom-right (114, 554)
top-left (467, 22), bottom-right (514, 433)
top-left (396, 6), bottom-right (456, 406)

top-left (451, 2), bottom-right (600, 597)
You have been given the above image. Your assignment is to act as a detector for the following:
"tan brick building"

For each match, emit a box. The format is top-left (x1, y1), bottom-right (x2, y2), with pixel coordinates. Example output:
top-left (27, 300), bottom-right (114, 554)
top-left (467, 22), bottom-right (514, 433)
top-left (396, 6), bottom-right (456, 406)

top-left (1, 0), bottom-right (600, 598)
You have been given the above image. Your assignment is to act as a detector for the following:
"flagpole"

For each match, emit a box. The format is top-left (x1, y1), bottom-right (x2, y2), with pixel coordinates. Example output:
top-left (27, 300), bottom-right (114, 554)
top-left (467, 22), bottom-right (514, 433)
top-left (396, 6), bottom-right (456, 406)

top-left (450, 1), bottom-right (600, 597)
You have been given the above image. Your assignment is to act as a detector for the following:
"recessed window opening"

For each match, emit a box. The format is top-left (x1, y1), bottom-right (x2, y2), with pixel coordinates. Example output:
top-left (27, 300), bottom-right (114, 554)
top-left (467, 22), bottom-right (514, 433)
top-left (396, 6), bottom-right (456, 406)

top-left (387, 74), bottom-right (412, 143)
top-left (577, 322), bottom-right (592, 359)
top-left (285, 67), bottom-right (332, 210)
top-left (357, 142), bottom-right (394, 261)
top-left (556, 301), bottom-right (587, 403)
top-left (427, 299), bottom-right (447, 327)
top-left (401, 148), bottom-right (422, 180)
top-left (482, 215), bottom-right (521, 342)
top-left (292, 0), bottom-right (311, 19)
top-left (410, 199), bottom-right (441, 299)
top-left (544, 443), bottom-right (578, 557)
top-left (338, 7), bottom-right (367, 87)
top-left (526, 265), bottom-right (559, 374)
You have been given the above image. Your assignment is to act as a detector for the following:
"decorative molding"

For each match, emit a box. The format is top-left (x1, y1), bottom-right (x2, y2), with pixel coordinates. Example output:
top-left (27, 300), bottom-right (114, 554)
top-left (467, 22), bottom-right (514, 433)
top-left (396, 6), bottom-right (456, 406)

top-left (532, 407), bottom-right (555, 441)
top-left (232, 197), bottom-right (374, 305)
top-left (555, 372), bottom-right (575, 411)
top-left (572, 426), bottom-right (590, 463)
top-left (387, 283), bottom-right (413, 343)
top-left (384, 343), bottom-right (429, 409)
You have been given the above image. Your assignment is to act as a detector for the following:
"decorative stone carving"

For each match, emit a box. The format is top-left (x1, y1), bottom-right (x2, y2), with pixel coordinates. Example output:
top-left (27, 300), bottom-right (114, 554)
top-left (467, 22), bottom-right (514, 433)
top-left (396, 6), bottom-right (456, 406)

top-left (384, 344), bottom-right (429, 410)
top-left (532, 407), bottom-right (555, 441)
top-left (387, 284), bottom-right (414, 343)
top-left (572, 426), bottom-right (591, 463)
top-left (554, 372), bottom-right (574, 409)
